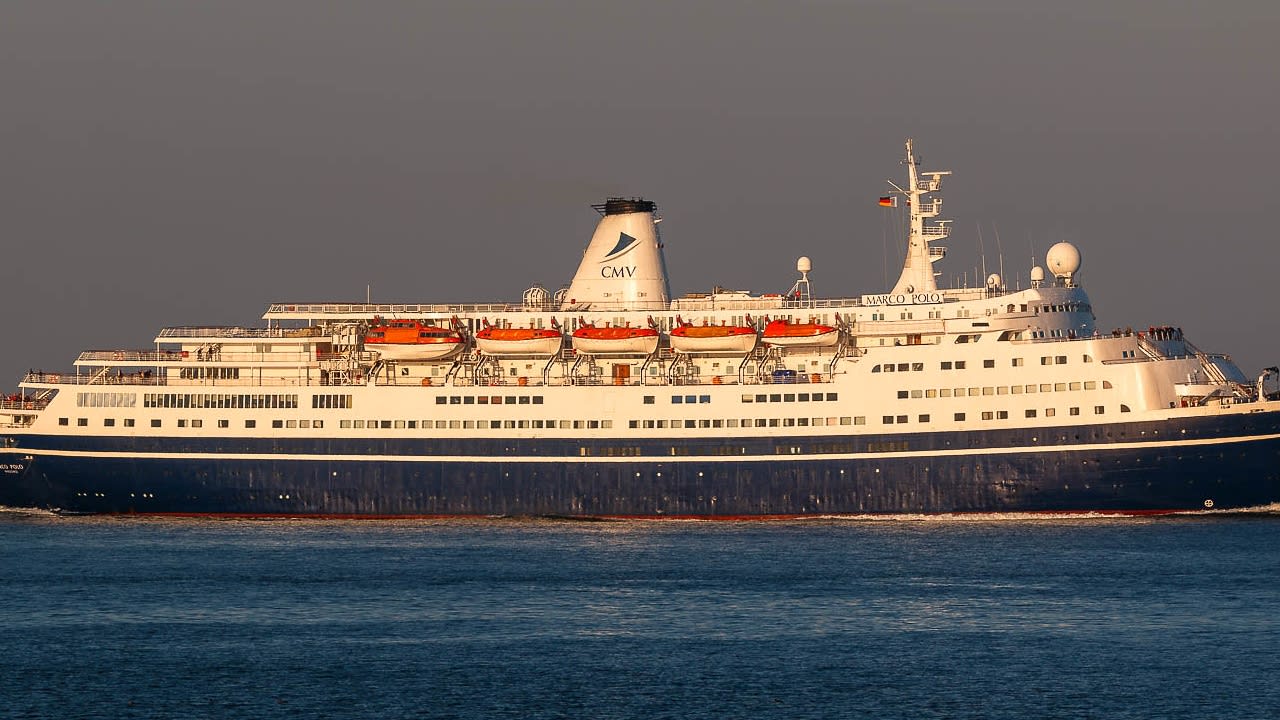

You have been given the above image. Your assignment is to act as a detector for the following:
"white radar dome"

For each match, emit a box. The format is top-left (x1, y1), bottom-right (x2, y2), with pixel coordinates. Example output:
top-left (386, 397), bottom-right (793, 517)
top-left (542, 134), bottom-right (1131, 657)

top-left (1030, 265), bottom-right (1046, 283)
top-left (797, 256), bottom-right (812, 274)
top-left (1046, 242), bottom-right (1082, 279)
top-left (986, 273), bottom-right (1002, 289)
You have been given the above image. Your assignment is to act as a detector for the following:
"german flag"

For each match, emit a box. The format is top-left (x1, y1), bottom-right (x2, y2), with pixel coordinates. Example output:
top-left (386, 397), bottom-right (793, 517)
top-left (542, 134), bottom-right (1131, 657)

top-left (878, 196), bottom-right (897, 208)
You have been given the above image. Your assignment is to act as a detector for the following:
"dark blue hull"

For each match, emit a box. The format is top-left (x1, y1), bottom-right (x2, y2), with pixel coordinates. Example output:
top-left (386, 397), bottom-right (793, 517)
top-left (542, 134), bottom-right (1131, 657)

top-left (3, 412), bottom-right (1279, 516)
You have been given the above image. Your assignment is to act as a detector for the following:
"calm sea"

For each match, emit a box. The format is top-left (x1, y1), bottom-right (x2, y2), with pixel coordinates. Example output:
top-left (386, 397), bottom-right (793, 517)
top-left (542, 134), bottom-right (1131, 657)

top-left (2, 511), bottom-right (1279, 720)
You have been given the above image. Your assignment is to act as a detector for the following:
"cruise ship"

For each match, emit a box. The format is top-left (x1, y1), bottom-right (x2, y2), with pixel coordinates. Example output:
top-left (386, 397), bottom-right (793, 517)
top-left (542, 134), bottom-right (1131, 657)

top-left (3, 140), bottom-right (1279, 517)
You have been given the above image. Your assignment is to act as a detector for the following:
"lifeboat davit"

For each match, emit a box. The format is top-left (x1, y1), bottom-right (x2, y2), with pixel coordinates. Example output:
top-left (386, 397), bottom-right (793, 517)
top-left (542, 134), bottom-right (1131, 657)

top-left (475, 326), bottom-right (563, 356)
top-left (669, 323), bottom-right (758, 353)
top-left (762, 319), bottom-right (839, 347)
top-left (572, 324), bottom-right (660, 355)
top-left (365, 320), bottom-right (464, 361)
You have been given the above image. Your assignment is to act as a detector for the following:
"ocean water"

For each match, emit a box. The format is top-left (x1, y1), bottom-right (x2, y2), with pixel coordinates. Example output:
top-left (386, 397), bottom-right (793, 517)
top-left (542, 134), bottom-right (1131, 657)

top-left (2, 511), bottom-right (1279, 720)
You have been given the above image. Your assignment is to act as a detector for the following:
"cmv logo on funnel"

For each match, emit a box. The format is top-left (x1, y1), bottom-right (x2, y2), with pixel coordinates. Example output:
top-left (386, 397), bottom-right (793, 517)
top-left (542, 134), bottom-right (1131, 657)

top-left (600, 232), bottom-right (640, 278)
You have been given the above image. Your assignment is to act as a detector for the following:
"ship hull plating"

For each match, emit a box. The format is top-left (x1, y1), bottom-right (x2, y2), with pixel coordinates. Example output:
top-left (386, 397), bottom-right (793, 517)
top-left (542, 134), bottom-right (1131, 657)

top-left (4, 412), bottom-right (1279, 516)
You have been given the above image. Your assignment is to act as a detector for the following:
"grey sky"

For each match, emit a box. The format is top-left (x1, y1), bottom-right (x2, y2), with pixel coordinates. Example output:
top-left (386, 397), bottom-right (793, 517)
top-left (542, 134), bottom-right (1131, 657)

top-left (2, 1), bottom-right (1278, 385)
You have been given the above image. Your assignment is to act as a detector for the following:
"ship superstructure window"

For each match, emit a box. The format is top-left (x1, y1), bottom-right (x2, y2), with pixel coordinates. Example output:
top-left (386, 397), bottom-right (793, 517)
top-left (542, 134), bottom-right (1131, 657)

top-left (313, 394), bottom-right (352, 409)
top-left (983, 359), bottom-right (995, 368)
top-left (58, 417), bottom-right (69, 426)
top-left (77, 392), bottom-right (137, 408)
top-left (103, 419), bottom-right (115, 427)
top-left (77, 418), bottom-right (88, 427)
top-left (954, 413), bottom-right (965, 421)
top-left (245, 420), bottom-right (256, 428)
top-left (151, 419), bottom-right (161, 427)
top-left (1094, 406), bottom-right (1105, 414)
top-left (1012, 358), bottom-right (1024, 367)
top-left (144, 393), bottom-right (297, 409)
top-left (178, 367), bottom-right (240, 380)
top-left (124, 419), bottom-right (135, 427)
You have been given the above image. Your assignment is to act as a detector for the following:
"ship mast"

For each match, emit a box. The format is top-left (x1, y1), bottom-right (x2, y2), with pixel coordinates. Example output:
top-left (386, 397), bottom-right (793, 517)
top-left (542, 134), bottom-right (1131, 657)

top-left (888, 139), bottom-right (951, 296)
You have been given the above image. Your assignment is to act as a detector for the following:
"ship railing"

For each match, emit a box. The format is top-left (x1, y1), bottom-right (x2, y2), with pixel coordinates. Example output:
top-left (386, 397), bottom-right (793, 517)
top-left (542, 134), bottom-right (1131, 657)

top-left (265, 302), bottom-right (522, 317)
top-left (157, 326), bottom-right (290, 339)
top-left (22, 371), bottom-right (168, 386)
top-left (0, 396), bottom-right (50, 411)
top-left (78, 350), bottom-right (188, 363)
top-left (78, 350), bottom-right (323, 364)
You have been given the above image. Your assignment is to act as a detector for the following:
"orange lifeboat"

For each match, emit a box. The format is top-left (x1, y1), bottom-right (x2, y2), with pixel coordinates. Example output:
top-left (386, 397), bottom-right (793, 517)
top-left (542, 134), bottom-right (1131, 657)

top-left (669, 321), bottom-right (758, 353)
top-left (364, 319), bottom-right (464, 361)
top-left (572, 323), bottom-right (660, 355)
top-left (475, 325), bottom-right (563, 356)
top-left (762, 319), bottom-right (839, 347)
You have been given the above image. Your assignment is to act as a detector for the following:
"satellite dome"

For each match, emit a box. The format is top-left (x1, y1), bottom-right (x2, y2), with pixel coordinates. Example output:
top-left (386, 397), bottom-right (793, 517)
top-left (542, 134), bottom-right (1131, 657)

top-left (797, 256), bottom-right (812, 274)
top-left (986, 273), bottom-right (1002, 289)
top-left (1030, 265), bottom-right (1046, 284)
top-left (1046, 242), bottom-right (1082, 278)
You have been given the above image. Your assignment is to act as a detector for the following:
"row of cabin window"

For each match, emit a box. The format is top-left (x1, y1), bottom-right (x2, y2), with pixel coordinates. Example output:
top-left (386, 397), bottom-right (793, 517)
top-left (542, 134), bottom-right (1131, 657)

top-left (343, 419), bottom-right (614, 430)
top-left (741, 392), bottom-right (839, 403)
top-left (143, 393), bottom-right (299, 409)
top-left (60, 417), bottom-right (309, 429)
top-left (177, 367), bottom-right (240, 380)
top-left (874, 355), bottom-right (1092, 373)
top-left (896, 380), bottom-right (1112, 399)
top-left (436, 395), bottom-right (544, 405)
top-left (631, 417), bottom-right (858, 429)
top-left (882, 405), bottom-right (1128, 424)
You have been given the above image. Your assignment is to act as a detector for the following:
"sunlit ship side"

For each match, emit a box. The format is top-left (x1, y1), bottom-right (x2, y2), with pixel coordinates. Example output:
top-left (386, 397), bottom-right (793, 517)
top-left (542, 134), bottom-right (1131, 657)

top-left (2, 141), bottom-right (1279, 517)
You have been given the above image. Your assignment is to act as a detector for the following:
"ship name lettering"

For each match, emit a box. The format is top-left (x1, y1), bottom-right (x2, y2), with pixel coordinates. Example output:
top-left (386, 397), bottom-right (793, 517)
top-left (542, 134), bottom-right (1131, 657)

top-left (601, 265), bottom-right (637, 278)
top-left (862, 292), bottom-right (942, 306)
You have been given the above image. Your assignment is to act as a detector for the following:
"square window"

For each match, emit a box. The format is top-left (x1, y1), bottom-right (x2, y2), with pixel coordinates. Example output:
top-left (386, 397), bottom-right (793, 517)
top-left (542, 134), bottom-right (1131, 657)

top-left (218, 419), bottom-right (229, 428)
top-left (192, 419), bottom-right (202, 428)
top-left (883, 415), bottom-right (895, 424)
top-left (177, 419), bottom-right (187, 428)
top-left (896, 415), bottom-right (908, 424)
top-left (286, 420), bottom-right (297, 429)
top-left (954, 412), bottom-right (966, 421)
top-left (644, 395), bottom-right (655, 404)
top-left (245, 419), bottom-right (256, 429)
top-left (983, 359), bottom-right (995, 368)
top-left (1094, 405), bottom-right (1105, 414)
top-left (854, 416), bottom-right (866, 425)
top-left (464, 396), bottom-right (475, 405)
top-left (826, 393), bottom-right (837, 401)
top-left (897, 390), bottom-right (909, 399)
top-left (435, 397), bottom-right (446, 405)
top-left (672, 395), bottom-right (683, 404)
top-left (1070, 407), bottom-right (1081, 416)
top-left (955, 361), bottom-right (966, 370)
top-left (104, 418), bottom-right (115, 427)
top-left (918, 414), bottom-right (930, 423)
top-left (77, 418), bottom-right (88, 427)
top-left (272, 420), bottom-right (283, 429)
top-left (124, 418), bottom-right (135, 427)
top-left (686, 395), bottom-right (697, 404)
top-left (353, 420), bottom-right (365, 428)
top-left (340, 420), bottom-right (352, 429)
top-left (941, 361), bottom-right (952, 370)
top-left (1045, 408), bottom-right (1056, 417)
top-left (478, 396), bottom-right (489, 405)
top-left (151, 419), bottom-right (162, 428)
top-left (997, 411), bottom-right (1008, 420)
top-left (59, 417), bottom-right (69, 426)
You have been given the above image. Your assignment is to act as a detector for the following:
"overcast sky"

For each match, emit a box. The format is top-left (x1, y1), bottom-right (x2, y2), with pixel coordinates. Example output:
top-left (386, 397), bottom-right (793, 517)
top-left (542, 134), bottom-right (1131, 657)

top-left (2, 0), bottom-right (1279, 384)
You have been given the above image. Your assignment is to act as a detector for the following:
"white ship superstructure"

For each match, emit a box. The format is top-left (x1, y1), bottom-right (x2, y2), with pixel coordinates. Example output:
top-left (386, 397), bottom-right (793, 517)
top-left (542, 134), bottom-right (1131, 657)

top-left (2, 141), bottom-right (1278, 516)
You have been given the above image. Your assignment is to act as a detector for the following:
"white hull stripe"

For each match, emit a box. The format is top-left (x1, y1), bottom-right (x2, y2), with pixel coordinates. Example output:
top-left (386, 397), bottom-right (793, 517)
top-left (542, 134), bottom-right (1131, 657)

top-left (18, 432), bottom-right (1280, 464)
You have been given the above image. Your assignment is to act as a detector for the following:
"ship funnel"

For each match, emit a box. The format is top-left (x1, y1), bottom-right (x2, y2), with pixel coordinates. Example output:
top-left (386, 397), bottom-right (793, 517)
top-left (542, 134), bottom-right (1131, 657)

top-left (560, 198), bottom-right (671, 311)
